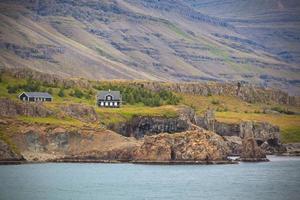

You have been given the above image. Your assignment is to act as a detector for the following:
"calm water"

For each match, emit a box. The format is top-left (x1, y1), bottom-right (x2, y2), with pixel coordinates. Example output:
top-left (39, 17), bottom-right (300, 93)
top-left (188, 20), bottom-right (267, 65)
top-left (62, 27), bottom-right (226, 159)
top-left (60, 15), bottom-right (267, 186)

top-left (1, 156), bottom-right (300, 200)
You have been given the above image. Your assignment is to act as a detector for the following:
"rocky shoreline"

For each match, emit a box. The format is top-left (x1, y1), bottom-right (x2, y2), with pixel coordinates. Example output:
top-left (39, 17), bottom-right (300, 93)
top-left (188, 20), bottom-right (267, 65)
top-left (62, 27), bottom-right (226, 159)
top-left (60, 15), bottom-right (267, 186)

top-left (0, 97), bottom-right (298, 165)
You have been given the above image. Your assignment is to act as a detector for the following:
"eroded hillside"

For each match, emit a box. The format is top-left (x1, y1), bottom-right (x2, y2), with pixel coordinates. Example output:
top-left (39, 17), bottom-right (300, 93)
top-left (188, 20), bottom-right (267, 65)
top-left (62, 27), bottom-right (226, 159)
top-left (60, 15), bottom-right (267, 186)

top-left (0, 0), bottom-right (299, 94)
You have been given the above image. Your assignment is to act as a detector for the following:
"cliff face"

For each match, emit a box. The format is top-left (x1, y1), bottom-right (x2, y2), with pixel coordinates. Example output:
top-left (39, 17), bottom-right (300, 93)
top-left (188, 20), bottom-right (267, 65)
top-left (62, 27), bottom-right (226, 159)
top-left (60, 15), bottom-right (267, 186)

top-left (2, 121), bottom-right (231, 163)
top-left (195, 110), bottom-right (281, 154)
top-left (133, 129), bottom-right (230, 162)
top-left (239, 122), bottom-right (268, 161)
top-left (11, 125), bottom-right (140, 162)
top-left (136, 82), bottom-right (300, 106)
top-left (0, 139), bottom-right (24, 162)
top-left (109, 106), bottom-right (196, 138)
top-left (109, 116), bottom-right (191, 138)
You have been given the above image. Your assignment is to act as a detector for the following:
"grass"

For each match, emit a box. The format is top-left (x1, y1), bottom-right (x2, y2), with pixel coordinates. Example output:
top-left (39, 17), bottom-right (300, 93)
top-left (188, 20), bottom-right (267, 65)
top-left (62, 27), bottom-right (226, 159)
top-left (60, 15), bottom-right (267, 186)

top-left (215, 112), bottom-right (300, 143)
top-left (281, 127), bottom-right (300, 144)
top-left (96, 104), bottom-right (179, 126)
top-left (180, 93), bottom-right (300, 143)
top-left (17, 116), bottom-right (85, 127)
top-left (1, 72), bottom-right (300, 143)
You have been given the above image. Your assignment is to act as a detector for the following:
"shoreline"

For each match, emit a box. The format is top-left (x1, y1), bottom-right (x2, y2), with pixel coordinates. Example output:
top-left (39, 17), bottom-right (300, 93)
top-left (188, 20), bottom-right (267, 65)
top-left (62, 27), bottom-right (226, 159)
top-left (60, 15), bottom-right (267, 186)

top-left (2, 155), bottom-right (300, 166)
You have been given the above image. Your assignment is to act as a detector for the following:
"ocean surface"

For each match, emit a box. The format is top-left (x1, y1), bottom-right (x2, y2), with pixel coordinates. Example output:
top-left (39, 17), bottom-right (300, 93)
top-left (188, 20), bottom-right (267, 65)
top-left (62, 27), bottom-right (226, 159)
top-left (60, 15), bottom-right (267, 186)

top-left (1, 156), bottom-right (300, 200)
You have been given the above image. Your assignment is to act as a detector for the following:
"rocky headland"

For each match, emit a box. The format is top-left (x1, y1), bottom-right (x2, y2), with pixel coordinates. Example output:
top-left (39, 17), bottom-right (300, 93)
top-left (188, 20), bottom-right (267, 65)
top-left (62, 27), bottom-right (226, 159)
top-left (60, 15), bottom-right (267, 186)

top-left (0, 96), bottom-right (284, 164)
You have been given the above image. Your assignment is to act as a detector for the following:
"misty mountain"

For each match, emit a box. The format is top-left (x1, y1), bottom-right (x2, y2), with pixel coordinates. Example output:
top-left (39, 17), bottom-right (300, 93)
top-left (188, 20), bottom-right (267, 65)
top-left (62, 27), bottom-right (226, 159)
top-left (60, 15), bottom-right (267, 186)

top-left (0, 0), bottom-right (299, 94)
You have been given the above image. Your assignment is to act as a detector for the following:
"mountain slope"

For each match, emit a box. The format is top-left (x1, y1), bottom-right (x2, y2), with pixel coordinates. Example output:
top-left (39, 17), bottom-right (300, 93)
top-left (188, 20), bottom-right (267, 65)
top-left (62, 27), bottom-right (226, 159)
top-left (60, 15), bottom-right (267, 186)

top-left (0, 0), bottom-right (299, 94)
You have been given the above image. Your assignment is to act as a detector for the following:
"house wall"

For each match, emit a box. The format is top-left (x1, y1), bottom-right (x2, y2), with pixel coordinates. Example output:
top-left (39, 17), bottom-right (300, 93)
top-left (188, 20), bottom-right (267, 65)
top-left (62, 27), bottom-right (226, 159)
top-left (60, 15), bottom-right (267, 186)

top-left (19, 94), bottom-right (28, 101)
top-left (98, 100), bottom-right (120, 108)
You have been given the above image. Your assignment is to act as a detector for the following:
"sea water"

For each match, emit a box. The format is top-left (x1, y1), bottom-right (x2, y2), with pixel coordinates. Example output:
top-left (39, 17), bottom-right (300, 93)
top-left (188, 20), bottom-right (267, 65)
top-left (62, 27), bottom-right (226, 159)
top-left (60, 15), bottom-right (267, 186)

top-left (0, 156), bottom-right (300, 200)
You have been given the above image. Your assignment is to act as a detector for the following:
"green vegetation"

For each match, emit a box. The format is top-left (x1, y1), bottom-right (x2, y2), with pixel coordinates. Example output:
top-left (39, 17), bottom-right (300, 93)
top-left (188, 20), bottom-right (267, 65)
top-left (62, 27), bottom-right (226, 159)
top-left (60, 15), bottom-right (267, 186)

top-left (0, 72), bottom-right (299, 143)
top-left (58, 88), bottom-right (65, 97)
top-left (281, 127), bottom-right (300, 144)
top-left (18, 116), bottom-right (85, 127)
top-left (96, 105), bottom-right (179, 126)
top-left (180, 93), bottom-right (300, 143)
top-left (93, 83), bottom-right (180, 107)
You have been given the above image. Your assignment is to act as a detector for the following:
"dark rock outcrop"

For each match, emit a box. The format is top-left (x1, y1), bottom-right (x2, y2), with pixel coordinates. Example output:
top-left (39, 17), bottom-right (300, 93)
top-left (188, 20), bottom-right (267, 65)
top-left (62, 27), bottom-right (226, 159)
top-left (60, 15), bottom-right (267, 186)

top-left (224, 136), bottom-right (242, 156)
top-left (196, 109), bottom-right (281, 153)
top-left (240, 138), bottom-right (268, 162)
top-left (281, 143), bottom-right (300, 156)
top-left (0, 98), bottom-right (53, 117)
top-left (109, 116), bottom-right (190, 139)
top-left (239, 122), bottom-right (268, 162)
top-left (133, 129), bottom-right (230, 162)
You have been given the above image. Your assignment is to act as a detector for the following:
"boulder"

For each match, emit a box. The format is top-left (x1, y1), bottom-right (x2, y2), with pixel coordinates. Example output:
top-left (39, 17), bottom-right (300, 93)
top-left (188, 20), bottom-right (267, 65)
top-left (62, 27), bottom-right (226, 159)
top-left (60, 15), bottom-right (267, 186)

top-left (224, 136), bottom-right (242, 156)
top-left (133, 129), bottom-right (230, 162)
top-left (240, 138), bottom-right (268, 161)
top-left (281, 143), bottom-right (300, 156)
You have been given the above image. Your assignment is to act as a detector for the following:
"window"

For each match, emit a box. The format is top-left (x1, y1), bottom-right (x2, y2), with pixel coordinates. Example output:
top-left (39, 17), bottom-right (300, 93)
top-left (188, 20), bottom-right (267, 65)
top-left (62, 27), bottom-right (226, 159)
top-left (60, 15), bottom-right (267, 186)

top-left (106, 95), bottom-right (112, 101)
top-left (105, 102), bottom-right (109, 106)
top-left (110, 102), bottom-right (113, 106)
top-left (100, 102), bottom-right (104, 106)
top-left (114, 102), bottom-right (118, 106)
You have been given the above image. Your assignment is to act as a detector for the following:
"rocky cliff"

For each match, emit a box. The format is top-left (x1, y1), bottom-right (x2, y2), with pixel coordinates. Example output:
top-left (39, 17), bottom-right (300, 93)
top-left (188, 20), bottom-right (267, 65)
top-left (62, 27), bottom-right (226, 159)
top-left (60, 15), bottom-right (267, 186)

top-left (136, 81), bottom-right (300, 106)
top-left (196, 110), bottom-right (281, 154)
top-left (9, 124), bottom-right (140, 162)
top-left (133, 129), bottom-right (230, 162)
top-left (0, 139), bottom-right (24, 163)
top-left (239, 122), bottom-right (268, 162)
top-left (109, 116), bottom-right (191, 138)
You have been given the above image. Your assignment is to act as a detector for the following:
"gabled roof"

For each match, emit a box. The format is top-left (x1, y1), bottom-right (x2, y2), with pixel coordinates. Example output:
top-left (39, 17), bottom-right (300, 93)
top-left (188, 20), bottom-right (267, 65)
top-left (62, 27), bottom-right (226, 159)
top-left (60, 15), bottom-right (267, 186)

top-left (20, 92), bottom-right (53, 98)
top-left (97, 90), bottom-right (121, 100)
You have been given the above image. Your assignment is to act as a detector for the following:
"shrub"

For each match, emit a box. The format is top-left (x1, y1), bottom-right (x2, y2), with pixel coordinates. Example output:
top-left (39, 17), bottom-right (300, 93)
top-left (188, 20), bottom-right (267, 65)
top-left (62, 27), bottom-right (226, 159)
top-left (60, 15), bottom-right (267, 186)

top-left (7, 85), bottom-right (19, 93)
top-left (58, 88), bottom-right (65, 97)
top-left (211, 99), bottom-right (220, 105)
top-left (93, 83), bottom-right (180, 107)
top-left (70, 88), bottom-right (84, 99)
top-left (47, 88), bottom-right (53, 94)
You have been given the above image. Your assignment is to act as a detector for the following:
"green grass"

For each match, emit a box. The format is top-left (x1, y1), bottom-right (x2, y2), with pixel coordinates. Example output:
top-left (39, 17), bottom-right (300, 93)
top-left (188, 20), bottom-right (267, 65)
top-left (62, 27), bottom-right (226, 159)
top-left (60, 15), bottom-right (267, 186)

top-left (180, 93), bottom-right (300, 143)
top-left (215, 111), bottom-right (300, 144)
top-left (17, 116), bottom-right (85, 127)
top-left (96, 104), bottom-right (179, 126)
top-left (281, 127), bottom-right (300, 144)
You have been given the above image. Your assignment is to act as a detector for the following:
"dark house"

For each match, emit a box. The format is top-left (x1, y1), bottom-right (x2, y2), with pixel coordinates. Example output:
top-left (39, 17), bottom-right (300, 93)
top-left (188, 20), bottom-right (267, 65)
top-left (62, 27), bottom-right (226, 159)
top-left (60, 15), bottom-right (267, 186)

top-left (19, 92), bottom-right (53, 102)
top-left (97, 90), bottom-right (121, 108)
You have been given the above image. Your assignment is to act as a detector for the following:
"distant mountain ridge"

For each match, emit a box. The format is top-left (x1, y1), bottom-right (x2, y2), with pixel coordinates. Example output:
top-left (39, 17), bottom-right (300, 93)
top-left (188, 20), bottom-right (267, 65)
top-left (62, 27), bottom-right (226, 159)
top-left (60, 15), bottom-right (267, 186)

top-left (0, 0), bottom-right (299, 94)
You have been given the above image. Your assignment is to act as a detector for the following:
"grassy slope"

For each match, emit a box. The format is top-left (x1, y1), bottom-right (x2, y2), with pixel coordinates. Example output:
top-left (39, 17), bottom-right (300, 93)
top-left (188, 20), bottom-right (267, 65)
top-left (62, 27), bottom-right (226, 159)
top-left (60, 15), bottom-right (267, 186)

top-left (180, 93), bottom-right (300, 143)
top-left (0, 0), bottom-right (298, 95)
top-left (0, 73), bottom-right (299, 143)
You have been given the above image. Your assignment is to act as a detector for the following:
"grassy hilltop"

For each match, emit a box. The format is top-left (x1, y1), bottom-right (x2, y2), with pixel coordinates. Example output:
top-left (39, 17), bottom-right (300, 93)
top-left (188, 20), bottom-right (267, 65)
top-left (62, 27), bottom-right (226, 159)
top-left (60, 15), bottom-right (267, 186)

top-left (0, 71), bottom-right (299, 143)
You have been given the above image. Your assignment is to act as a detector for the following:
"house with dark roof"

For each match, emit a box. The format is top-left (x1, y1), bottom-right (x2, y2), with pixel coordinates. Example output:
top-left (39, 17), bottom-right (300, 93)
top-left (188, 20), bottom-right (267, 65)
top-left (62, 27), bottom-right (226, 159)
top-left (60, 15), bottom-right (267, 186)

top-left (97, 90), bottom-right (121, 108)
top-left (19, 92), bottom-right (53, 102)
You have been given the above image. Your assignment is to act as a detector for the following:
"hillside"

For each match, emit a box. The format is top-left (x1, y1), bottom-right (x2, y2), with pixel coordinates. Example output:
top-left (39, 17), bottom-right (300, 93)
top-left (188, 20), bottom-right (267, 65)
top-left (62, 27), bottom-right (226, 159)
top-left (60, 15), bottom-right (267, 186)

top-left (0, 0), bottom-right (299, 94)
top-left (0, 68), bottom-right (299, 144)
